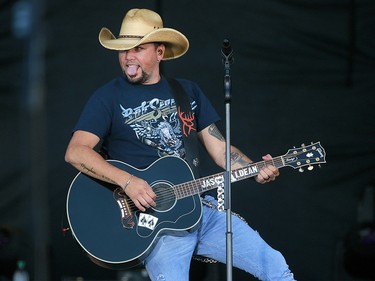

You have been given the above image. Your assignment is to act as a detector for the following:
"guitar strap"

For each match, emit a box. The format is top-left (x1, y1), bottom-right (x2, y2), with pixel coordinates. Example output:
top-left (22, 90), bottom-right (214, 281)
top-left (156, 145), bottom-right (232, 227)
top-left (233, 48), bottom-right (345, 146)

top-left (167, 78), bottom-right (200, 178)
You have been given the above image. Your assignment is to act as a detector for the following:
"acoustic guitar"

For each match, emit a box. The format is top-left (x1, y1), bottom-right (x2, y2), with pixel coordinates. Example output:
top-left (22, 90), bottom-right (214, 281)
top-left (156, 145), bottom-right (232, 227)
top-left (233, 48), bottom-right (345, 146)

top-left (66, 142), bottom-right (326, 269)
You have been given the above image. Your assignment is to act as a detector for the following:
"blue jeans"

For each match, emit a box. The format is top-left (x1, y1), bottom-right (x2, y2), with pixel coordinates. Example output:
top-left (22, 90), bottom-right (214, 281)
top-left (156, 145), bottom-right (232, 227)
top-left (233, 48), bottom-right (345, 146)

top-left (144, 195), bottom-right (295, 281)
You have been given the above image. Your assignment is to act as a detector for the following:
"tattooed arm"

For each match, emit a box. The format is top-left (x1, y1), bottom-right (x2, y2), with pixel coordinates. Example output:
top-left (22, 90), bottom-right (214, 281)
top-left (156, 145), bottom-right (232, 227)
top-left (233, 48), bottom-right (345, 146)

top-left (198, 124), bottom-right (279, 184)
top-left (65, 130), bottom-right (156, 211)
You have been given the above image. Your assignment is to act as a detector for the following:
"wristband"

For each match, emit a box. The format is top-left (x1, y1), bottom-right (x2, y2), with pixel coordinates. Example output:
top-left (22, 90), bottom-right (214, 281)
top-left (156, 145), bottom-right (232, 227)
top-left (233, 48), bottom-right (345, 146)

top-left (123, 174), bottom-right (133, 190)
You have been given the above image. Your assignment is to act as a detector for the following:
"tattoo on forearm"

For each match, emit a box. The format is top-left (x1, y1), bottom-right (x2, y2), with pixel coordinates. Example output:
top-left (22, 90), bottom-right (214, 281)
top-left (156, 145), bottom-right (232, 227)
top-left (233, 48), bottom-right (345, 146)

top-left (80, 163), bottom-right (96, 174)
top-left (208, 124), bottom-right (225, 141)
top-left (101, 175), bottom-right (117, 185)
top-left (80, 163), bottom-right (116, 184)
top-left (230, 152), bottom-right (249, 167)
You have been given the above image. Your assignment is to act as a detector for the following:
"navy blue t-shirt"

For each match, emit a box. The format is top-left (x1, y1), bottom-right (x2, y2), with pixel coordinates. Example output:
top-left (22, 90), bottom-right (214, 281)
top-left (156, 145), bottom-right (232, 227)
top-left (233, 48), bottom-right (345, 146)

top-left (73, 76), bottom-right (220, 169)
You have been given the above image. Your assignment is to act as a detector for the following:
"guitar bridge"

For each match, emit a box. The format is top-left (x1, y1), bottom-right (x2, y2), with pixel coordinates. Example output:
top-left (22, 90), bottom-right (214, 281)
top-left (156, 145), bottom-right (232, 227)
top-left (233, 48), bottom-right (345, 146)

top-left (113, 188), bottom-right (135, 229)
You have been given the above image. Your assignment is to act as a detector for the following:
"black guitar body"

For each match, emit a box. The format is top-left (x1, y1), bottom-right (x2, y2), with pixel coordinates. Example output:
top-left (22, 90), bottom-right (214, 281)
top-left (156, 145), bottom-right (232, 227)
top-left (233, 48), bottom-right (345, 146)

top-left (66, 157), bottom-right (201, 269)
top-left (66, 142), bottom-right (326, 269)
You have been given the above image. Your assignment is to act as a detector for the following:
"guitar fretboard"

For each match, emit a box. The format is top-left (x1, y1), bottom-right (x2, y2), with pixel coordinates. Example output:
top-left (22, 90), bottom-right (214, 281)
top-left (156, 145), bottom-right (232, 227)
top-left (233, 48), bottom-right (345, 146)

top-left (174, 156), bottom-right (285, 199)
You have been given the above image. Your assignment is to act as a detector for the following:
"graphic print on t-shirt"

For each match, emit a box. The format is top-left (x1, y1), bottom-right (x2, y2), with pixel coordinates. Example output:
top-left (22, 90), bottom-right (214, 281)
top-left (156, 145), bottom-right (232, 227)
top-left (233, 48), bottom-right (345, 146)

top-left (120, 97), bottom-right (196, 158)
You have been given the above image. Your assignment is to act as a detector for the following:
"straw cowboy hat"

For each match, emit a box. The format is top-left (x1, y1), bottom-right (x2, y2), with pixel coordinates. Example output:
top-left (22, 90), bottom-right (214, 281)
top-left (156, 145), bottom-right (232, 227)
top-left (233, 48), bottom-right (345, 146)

top-left (99, 8), bottom-right (189, 60)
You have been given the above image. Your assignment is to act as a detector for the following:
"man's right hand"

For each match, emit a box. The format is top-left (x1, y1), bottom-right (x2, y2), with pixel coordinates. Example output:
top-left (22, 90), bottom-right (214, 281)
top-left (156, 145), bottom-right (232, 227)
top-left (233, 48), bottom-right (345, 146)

top-left (124, 177), bottom-right (157, 212)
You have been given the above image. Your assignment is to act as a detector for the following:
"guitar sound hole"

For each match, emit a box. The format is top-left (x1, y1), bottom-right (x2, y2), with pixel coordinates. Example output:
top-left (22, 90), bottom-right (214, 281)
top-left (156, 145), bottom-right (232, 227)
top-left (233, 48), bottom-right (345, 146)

top-left (152, 182), bottom-right (176, 212)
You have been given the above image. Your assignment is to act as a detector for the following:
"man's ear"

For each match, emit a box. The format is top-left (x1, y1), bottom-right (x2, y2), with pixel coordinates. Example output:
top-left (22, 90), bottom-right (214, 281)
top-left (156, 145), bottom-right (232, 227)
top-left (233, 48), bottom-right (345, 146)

top-left (157, 43), bottom-right (165, 60)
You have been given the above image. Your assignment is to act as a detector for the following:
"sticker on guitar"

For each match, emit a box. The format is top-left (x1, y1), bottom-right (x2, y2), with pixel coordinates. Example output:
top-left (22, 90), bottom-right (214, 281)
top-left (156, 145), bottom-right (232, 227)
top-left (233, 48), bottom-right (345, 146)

top-left (138, 213), bottom-right (158, 230)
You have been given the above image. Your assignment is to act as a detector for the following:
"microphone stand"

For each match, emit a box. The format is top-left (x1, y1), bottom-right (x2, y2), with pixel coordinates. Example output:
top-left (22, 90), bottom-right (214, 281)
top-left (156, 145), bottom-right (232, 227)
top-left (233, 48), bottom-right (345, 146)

top-left (221, 39), bottom-right (234, 281)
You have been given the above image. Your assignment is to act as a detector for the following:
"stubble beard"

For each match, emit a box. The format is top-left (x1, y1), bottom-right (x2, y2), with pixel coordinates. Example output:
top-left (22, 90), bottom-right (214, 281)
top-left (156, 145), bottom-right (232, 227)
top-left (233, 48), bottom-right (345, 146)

top-left (124, 69), bottom-right (150, 85)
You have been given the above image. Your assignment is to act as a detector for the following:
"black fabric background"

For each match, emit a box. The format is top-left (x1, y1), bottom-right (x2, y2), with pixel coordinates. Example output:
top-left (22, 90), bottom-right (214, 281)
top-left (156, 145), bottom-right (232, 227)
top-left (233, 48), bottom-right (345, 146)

top-left (1, 0), bottom-right (374, 280)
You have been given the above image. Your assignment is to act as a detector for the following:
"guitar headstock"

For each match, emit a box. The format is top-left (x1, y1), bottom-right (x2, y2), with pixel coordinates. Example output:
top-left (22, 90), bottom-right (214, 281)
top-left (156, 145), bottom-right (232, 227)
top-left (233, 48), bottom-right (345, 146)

top-left (282, 142), bottom-right (326, 172)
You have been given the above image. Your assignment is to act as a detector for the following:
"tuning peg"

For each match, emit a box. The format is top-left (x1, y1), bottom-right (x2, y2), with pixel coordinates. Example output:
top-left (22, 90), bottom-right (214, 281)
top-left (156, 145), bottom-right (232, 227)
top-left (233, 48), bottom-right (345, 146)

top-left (299, 167), bottom-right (304, 173)
top-left (308, 165), bottom-right (314, 171)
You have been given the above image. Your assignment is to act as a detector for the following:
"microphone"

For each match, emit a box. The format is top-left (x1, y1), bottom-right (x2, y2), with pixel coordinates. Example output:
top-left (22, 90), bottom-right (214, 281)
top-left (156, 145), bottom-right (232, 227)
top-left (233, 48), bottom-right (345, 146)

top-left (222, 39), bottom-right (232, 57)
top-left (221, 39), bottom-right (234, 65)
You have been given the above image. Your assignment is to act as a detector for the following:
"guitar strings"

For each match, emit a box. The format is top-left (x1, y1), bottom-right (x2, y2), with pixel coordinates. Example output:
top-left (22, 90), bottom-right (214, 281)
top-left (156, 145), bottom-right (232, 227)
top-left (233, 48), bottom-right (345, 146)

top-left (122, 157), bottom-right (285, 212)
top-left (121, 149), bottom-right (314, 212)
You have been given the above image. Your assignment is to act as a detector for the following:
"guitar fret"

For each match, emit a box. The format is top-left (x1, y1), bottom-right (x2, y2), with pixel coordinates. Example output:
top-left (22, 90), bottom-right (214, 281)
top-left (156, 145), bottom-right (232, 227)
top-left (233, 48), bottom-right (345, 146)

top-left (176, 175), bottom-right (222, 199)
top-left (174, 186), bottom-right (181, 199)
top-left (182, 184), bottom-right (188, 197)
top-left (177, 181), bottom-right (193, 199)
top-left (184, 183), bottom-right (191, 196)
top-left (255, 157), bottom-right (284, 171)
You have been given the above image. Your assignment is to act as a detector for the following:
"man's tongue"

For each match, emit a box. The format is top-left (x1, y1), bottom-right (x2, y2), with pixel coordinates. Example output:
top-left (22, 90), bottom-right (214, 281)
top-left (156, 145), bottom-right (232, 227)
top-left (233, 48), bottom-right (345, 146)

top-left (127, 65), bottom-right (138, 76)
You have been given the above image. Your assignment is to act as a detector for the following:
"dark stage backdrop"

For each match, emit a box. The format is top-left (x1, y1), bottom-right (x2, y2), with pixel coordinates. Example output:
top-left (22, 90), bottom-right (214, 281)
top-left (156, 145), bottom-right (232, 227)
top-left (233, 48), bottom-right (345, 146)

top-left (1, 0), bottom-right (374, 280)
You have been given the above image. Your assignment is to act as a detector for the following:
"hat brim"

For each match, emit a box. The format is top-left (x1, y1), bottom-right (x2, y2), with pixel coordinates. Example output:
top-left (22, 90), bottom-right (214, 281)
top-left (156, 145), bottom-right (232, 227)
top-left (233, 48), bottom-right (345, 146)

top-left (99, 27), bottom-right (189, 60)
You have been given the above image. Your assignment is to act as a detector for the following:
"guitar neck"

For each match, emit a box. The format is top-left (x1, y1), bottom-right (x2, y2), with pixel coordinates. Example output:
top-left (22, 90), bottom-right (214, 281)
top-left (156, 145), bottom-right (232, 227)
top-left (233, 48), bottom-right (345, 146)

top-left (174, 156), bottom-right (285, 199)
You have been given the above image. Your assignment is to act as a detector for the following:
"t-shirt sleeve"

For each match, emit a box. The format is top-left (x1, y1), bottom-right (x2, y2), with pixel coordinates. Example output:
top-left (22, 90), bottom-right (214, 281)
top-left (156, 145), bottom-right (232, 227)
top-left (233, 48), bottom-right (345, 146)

top-left (72, 91), bottom-right (112, 139)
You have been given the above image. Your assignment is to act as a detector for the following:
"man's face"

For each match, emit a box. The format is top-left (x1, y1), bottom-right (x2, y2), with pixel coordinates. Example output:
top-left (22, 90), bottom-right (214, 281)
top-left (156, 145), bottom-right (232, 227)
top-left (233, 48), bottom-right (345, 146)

top-left (118, 43), bottom-right (165, 85)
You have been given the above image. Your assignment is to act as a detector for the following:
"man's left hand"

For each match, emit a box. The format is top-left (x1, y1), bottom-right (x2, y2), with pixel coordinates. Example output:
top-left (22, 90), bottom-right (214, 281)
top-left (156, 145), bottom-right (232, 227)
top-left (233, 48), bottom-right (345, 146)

top-left (255, 154), bottom-right (280, 184)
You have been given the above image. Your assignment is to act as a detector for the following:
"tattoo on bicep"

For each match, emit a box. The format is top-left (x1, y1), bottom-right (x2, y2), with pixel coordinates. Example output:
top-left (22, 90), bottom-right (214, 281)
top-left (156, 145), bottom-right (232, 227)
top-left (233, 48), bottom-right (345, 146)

top-left (208, 124), bottom-right (225, 141)
top-left (230, 152), bottom-right (249, 167)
